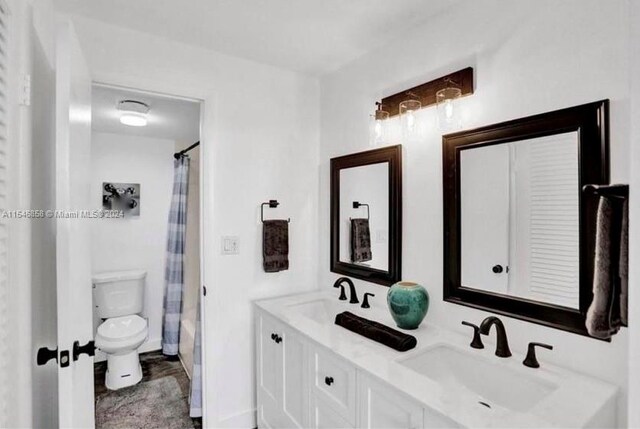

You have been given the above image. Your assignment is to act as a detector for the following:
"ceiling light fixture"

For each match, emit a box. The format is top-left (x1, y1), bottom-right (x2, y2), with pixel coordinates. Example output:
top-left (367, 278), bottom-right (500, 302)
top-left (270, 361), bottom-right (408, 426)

top-left (118, 100), bottom-right (150, 127)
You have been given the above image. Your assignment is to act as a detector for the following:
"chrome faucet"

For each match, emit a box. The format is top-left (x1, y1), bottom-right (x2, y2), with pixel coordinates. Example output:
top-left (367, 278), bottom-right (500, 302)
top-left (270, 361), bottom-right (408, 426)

top-left (333, 277), bottom-right (359, 304)
top-left (479, 316), bottom-right (512, 358)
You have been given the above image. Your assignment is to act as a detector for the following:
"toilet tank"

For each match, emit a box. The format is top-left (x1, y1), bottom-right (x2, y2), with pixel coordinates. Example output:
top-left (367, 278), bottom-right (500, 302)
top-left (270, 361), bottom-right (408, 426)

top-left (92, 270), bottom-right (146, 319)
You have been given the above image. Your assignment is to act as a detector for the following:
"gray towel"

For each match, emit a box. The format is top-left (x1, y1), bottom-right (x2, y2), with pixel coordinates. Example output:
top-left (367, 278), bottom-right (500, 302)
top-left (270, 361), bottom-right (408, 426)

top-left (586, 196), bottom-right (628, 339)
top-left (263, 220), bottom-right (289, 273)
top-left (620, 199), bottom-right (628, 326)
top-left (350, 218), bottom-right (372, 263)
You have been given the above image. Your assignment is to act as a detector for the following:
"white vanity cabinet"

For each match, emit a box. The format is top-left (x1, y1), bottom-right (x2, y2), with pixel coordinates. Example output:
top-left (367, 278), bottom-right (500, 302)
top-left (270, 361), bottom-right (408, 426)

top-left (256, 311), bottom-right (308, 428)
top-left (357, 373), bottom-right (423, 429)
top-left (256, 307), bottom-right (437, 429)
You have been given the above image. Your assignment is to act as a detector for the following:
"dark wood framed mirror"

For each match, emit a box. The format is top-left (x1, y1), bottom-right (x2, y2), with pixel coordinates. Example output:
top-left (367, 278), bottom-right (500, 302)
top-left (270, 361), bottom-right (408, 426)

top-left (331, 145), bottom-right (402, 286)
top-left (443, 100), bottom-right (609, 337)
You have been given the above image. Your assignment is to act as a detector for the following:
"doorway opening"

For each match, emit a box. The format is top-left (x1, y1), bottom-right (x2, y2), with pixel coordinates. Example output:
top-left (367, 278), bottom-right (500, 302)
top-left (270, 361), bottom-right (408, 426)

top-left (90, 83), bottom-right (203, 428)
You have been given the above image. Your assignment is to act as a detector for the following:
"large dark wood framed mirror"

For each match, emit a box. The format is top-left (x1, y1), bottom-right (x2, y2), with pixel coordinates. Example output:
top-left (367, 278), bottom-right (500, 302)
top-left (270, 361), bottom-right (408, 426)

top-left (443, 100), bottom-right (609, 337)
top-left (331, 145), bottom-right (402, 286)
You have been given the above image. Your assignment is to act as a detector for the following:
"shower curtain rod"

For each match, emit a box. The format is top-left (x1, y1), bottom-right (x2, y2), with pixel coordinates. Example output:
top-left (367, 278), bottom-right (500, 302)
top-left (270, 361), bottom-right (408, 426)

top-left (174, 141), bottom-right (200, 159)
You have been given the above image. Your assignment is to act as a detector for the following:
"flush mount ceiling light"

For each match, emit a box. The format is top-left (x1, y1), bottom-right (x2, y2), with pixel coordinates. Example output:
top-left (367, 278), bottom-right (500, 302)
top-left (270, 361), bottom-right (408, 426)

top-left (117, 100), bottom-right (150, 127)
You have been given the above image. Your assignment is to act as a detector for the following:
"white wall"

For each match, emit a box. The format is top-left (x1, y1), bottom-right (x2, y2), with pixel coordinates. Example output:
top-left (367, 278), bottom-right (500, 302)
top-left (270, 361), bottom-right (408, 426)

top-left (63, 15), bottom-right (320, 427)
top-left (319, 0), bottom-right (631, 426)
top-left (627, 0), bottom-right (640, 426)
top-left (339, 164), bottom-right (389, 270)
top-left (90, 132), bottom-right (174, 354)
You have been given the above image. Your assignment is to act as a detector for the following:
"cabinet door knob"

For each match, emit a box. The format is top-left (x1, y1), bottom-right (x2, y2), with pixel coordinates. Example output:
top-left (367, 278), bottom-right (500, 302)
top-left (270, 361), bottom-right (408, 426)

top-left (271, 333), bottom-right (277, 341)
top-left (275, 335), bottom-right (282, 344)
top-left (324, 376), bottom-right (334, 386)
top-left (492, 264), bottom-right (504, 274)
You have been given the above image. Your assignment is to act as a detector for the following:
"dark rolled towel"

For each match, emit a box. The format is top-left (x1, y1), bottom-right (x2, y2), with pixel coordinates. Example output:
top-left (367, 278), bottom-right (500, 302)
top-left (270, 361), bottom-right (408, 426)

top-left (335, 311), bottom-right (417, 352)
top-left (350, 218), bottom-right (372, 263)
top-left (263, 220), bottom-right (289, 273)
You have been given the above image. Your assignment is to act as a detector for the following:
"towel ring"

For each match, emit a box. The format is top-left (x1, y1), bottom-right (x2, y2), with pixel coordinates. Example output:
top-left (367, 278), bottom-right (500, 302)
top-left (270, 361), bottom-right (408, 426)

top-left (261, 200), bottom-right (291, 223)
top-left (352, 201), bottom-right (370, 220)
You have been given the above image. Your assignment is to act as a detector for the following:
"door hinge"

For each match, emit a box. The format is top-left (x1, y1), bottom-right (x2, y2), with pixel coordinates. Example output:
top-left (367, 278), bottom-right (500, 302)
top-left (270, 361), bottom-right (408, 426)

top-left (19, 74), bottom-right (31, 106)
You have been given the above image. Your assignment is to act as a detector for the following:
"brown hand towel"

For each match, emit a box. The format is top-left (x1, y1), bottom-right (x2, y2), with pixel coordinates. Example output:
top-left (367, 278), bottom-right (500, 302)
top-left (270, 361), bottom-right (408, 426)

top-left (263, 220), bottom-right (289, 273)
top-left (350, 218), bottom-right (372, 263)
top-left (620, 199), bottom-right (628, 326)
top-left (586, 196), bottom-right (628, 339)
top-left (335, 311), bottom-right (417, 352)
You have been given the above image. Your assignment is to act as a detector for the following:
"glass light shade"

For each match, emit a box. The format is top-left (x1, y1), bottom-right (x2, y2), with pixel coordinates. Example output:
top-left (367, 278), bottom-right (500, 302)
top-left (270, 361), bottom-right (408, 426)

top-left (120, 112), bottom-right (148, 127)
top-left (436, 86), bottom-right (462, 130)
top-left (370, 106), bottom-right (390, 146)
top-left (399, 99), bottom-right (421, 141)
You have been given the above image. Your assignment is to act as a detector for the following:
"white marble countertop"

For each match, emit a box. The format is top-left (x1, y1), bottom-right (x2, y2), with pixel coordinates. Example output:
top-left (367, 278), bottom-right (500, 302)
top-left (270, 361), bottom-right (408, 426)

top-left (254, 291), bottom-right (619, 428)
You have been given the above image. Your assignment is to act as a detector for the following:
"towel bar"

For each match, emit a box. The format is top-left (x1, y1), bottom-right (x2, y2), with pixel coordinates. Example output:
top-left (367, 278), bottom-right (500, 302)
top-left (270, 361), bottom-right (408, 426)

top-left (261, 200), bottom-right (290, 223)
top-left (582, 184), bottom-right (629, 198)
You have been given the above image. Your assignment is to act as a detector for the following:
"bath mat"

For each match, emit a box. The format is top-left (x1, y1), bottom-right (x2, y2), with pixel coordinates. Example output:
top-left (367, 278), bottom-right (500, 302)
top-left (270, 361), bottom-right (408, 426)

top-left (95, 376), bottom-right (194, 429)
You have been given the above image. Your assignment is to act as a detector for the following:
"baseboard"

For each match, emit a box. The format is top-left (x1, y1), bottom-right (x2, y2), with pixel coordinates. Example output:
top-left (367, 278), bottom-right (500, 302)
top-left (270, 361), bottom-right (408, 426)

top-left (94, 338), bottom-right (162, 363)
top-left (217, 408), bottom-right (257, 428)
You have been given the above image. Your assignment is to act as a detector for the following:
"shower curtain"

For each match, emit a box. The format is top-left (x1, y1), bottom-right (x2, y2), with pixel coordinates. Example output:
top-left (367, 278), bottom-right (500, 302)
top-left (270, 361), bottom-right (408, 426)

top-left (161, 154), bottom-right (202, 418)
top-left (189, 296), bottom-right (202, 418)
top-left (162, 155), bottom-right (190, 356)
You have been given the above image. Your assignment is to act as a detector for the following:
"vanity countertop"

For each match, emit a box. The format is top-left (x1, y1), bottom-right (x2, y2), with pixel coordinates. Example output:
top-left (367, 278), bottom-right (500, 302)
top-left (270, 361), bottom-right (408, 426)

top-left (254, 291), bottom-right (618, 429)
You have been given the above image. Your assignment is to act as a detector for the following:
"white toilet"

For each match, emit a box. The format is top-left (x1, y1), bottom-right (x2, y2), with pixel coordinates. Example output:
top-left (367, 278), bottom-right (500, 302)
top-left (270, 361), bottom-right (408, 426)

top-left (93, 270), bottom-right (148, 390)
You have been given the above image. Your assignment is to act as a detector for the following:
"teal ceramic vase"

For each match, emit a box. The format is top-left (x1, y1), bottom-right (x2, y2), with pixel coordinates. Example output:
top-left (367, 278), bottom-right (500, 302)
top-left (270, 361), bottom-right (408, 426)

top-left (387, 281), bottom-right (429, 330)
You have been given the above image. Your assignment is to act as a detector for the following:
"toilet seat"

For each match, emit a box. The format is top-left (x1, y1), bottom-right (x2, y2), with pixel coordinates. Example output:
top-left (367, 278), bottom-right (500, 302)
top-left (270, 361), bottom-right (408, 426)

top-left (96, 315), bottom-right (148, 354)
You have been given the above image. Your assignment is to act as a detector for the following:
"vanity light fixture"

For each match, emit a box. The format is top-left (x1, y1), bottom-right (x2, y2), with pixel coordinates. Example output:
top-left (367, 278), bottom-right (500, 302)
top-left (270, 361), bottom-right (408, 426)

top-left (436, 77), bottom-right (462, 131)
top-left (118, 100), bottom-right (150, 127)
top-left (375, 67), bottom-right (474, 136)
top-left (370, 102), bottom-right (389, 146)
top-left (399, 92), bottom-right (421, 141)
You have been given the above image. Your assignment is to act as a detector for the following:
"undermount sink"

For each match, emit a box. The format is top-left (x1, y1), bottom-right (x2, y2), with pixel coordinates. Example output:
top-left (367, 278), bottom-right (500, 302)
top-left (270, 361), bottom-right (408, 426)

top-left (399, 344), bottom-right (558, 413)
top-left (287, 298), bottom-right (343, 324)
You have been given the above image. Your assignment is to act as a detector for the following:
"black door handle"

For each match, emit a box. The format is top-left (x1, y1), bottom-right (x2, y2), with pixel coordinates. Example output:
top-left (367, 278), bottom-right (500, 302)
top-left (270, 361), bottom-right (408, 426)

top-left (492, 264), bottom-right (504, 274)
top-left (36, 346), bottom-right (58, 366)
top-left (325, 376), bottom-right (334, 386)
top-left (73, 340), bottom-right (95, 361)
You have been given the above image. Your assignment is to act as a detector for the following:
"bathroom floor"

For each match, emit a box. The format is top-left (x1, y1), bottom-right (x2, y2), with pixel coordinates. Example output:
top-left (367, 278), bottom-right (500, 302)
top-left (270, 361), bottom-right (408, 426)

top-left (94, 351), bottom-right (201, 429)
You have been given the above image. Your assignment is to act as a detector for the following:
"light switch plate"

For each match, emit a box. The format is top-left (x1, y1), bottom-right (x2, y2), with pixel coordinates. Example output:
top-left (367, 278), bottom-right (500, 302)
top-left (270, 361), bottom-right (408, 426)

top-left (221, 236), bottom-right (239, 255)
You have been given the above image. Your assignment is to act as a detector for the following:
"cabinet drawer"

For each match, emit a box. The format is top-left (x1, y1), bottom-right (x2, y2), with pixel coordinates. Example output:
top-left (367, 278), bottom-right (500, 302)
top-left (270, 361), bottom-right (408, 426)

top-left (309, 393), bottom-right (354, 429)
top-left (309, 346), bottom-right (357, 424)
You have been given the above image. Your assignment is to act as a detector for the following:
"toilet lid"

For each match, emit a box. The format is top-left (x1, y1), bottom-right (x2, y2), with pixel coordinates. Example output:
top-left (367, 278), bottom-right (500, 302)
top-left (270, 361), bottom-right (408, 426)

top-left (98, 315), bottom-right (147, 341)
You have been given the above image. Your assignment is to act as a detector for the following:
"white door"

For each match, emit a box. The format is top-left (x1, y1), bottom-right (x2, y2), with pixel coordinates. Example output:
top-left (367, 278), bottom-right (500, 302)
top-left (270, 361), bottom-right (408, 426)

top-left (460, 144), bottom-right (511, 294)
top-left (55, 18), bottom-right (95, 428)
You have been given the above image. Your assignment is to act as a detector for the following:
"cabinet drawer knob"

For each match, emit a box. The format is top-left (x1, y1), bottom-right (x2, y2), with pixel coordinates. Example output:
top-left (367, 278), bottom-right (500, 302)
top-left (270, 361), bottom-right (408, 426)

top-left (324, 376), bottom-right (334, 386)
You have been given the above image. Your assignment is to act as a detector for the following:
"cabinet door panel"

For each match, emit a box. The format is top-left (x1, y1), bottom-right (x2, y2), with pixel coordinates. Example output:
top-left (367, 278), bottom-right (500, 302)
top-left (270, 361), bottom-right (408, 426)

top-left (310, 394), bottom-right (354, 429)
top-left (310, 346), bottom-right (357, 424)
top-left (358, 374), bottom-right (423, 429)
top-left (282, 328), bottom-right (308, 428)
top-left (258, 314), bottom-right (283, 402)
top-left (256, 312), bottom-right (284, 428)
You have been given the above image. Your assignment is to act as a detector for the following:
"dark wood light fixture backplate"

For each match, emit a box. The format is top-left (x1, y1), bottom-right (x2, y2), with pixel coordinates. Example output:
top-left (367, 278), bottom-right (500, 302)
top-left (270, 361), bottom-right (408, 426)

top-left (380, 67), bottom-right (474, 117)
